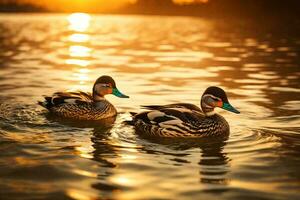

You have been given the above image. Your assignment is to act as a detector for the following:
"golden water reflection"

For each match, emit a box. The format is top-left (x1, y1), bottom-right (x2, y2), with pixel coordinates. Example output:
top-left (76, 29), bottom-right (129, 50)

top-left (66, 59), bottom-right (90, 67)
top-left (69, 33), bottom-right (90, 43)
top-left (66, 13), bottom-right (92, 91)
top-left (68, 13), bottom-right (91, 32)
top-left (69, 46), bottom-right (91, 57)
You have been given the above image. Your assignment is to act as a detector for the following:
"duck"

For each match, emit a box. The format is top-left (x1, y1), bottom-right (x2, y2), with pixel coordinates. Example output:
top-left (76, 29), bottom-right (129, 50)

top-left (38, 75), bottom-right (129, 121)
top-left (129, 86), bottom-right (240, 137)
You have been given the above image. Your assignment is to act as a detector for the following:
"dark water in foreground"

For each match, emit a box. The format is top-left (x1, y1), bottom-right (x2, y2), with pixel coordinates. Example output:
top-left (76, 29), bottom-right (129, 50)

top-left (0, 13), bottom-right (299, 199)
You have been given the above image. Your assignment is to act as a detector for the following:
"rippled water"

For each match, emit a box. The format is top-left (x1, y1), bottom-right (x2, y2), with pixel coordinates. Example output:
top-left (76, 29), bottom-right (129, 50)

top-left (0, 13), bottom-right (300, 199)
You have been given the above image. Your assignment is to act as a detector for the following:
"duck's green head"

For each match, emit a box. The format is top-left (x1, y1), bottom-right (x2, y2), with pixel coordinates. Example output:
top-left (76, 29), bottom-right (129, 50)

top-left (201, 86), bottom-right (240, 115)
top-left (93, 75), bottom-right (129, 99)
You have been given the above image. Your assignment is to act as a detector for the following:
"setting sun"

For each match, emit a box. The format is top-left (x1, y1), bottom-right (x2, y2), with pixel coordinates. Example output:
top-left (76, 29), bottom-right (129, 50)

top-left (15, 0), bottom-right (133, 12)
top-left (1, 0), bottom-right (211, 12)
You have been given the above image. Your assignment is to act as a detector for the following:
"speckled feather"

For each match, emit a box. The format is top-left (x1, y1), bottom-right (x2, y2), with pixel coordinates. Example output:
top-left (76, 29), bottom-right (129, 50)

top-left (39, 91), bottom-right (117, 120)
top-left (132, 103), bottom-right (229, 137)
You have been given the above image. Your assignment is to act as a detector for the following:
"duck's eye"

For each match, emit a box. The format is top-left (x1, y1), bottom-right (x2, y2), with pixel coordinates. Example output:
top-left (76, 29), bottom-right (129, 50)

top-left (207, 97), bottom-right (214, 104)
top-left (211, 97), bottom-right (221, 102)
top-left (102, 84), bottom-right (110, 88)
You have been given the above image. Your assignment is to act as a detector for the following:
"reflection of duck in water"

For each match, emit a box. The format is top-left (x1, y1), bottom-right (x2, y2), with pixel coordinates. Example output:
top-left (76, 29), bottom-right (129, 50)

top-left (138, 136), bottom-right (229, 188)
top-left (91, 126), bottom-right (118, 167)
top-left (90, 126), bottom-right (124, 193)
top-left (129, 86), bottom-right (240, 137)
top-left (39, 76), bottom-right (129, 121)
top-left (45, 114), bottom-right (117, 129)
top-left (196, 137), bottom-right (229, 187)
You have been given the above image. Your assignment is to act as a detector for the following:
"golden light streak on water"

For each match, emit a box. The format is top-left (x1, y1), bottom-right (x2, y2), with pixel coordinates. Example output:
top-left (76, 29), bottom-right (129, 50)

top-left (66, 13), bottom-right (93, 91)
top-left (75, 146), bottom-right (93, 159)
top-left (14, 157), bottom-right (38, 166)
top-left (111, 175), bottom-right (135, 187)
top-left (66, 59), bottom-right (90, 67)
top-left (69, 46), bottom-right (91, 57)
top-left (66, 189), bottom-right (96, 200)
top-left (73, 72), bottom-right (89, 82)
top-left (73, 169), bottom-right (98, 178)
top-left (69, 33), bottom-right (90, 43)
top-left (120, 154), bottom-right (137, 160)
top-left (68, 13), bottom-right (91, 32)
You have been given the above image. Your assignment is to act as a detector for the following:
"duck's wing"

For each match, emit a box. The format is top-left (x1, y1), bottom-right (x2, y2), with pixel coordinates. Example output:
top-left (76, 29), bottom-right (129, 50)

top-left (53, 91), bottom-right (93, 101)
top-left (141, 103), bottom-right (202, 112)
top-left (133, 106), bottom-right (207, 137)
top-left (38, 91), bottom-right (93, 109)
top-left (134, 106), bottom-right (205, 127)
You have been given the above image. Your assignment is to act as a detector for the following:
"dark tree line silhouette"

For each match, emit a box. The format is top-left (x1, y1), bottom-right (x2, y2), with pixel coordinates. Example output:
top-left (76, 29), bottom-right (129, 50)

top-left (120, 0), bottom-right (300, 18)
top-left (0, 0), bottom-right (47, 12)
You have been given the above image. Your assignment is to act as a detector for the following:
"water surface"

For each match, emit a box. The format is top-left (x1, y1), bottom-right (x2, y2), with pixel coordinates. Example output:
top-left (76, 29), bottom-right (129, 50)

top-left (0, 13), bottom-right (300, 199)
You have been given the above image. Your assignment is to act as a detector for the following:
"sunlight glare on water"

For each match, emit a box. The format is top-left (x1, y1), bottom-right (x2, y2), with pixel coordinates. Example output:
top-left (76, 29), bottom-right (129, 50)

top-left (67, 13), bottom-right (92, 91)
top-left (68, 13), bottom-right (91, 32)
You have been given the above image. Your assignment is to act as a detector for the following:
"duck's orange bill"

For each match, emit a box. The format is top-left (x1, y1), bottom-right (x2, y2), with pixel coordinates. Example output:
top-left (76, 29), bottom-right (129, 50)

top-left (216, 101), bottom-right (223, 107)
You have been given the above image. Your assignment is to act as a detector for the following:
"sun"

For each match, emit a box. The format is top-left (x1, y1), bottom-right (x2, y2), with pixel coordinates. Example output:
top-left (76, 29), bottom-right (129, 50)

top-left (7, 0), bottom-right (210, 12)
top-left (19, 0), bottom-right (132, 12)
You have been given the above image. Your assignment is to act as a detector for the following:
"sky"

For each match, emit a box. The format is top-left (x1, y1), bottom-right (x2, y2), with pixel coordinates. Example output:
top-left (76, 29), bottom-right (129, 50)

top-left (1, 0), bottom-right (209, 12)
top-left (17, 0), bottom-right (133, 12)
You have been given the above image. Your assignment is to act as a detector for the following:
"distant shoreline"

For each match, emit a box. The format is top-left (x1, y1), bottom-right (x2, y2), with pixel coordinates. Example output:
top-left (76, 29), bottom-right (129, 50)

top-left (1, 11), bottom-right (299, 22)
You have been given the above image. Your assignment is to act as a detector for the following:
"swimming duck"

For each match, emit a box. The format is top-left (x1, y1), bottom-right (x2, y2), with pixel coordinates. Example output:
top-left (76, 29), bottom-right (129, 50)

top-left (130, 86), bottom-right (240, 137)
top-left (38, 75), bottom-right (129, 121)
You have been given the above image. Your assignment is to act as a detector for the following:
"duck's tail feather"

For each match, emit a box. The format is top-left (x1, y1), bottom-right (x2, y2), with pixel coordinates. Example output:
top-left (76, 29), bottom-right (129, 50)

top-left (38, 96), bottom-right (53, 109)
top-left (38, 101), bottom-right (46, 108)
top-left (123, 112), bottom-right (137, 126)
top-left (129, 112), bottom-right (137, 116)
top-left (123, 120), bottom-right (134, 126)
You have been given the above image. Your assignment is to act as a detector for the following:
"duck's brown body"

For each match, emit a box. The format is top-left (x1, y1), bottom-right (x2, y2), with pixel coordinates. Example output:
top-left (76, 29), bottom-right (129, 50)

top-left (130, 86), bottom-right (239, 138)
top-left (132, 103), bottom-right (230, 137)
top-left (38, 76), bottom-right (129, 121)
top-left (39, 92), bottom-right (117, 121)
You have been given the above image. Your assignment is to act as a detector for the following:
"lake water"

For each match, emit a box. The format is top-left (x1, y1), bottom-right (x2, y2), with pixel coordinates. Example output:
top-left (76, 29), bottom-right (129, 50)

top-left (0, 13), bottom-right (299, 200)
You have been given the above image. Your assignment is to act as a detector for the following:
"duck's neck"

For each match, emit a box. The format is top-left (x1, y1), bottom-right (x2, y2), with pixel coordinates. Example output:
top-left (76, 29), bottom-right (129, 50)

top-left (93, 92), bottom-right (105, 102)
top-left (201, 105), bottom-right (215, 116)
top-left (201, 96), bottom-right (216, 116)
top-left (204, 109), bottom-right (216, 116)
top-left (94, 96), bottom-right (105, 102)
